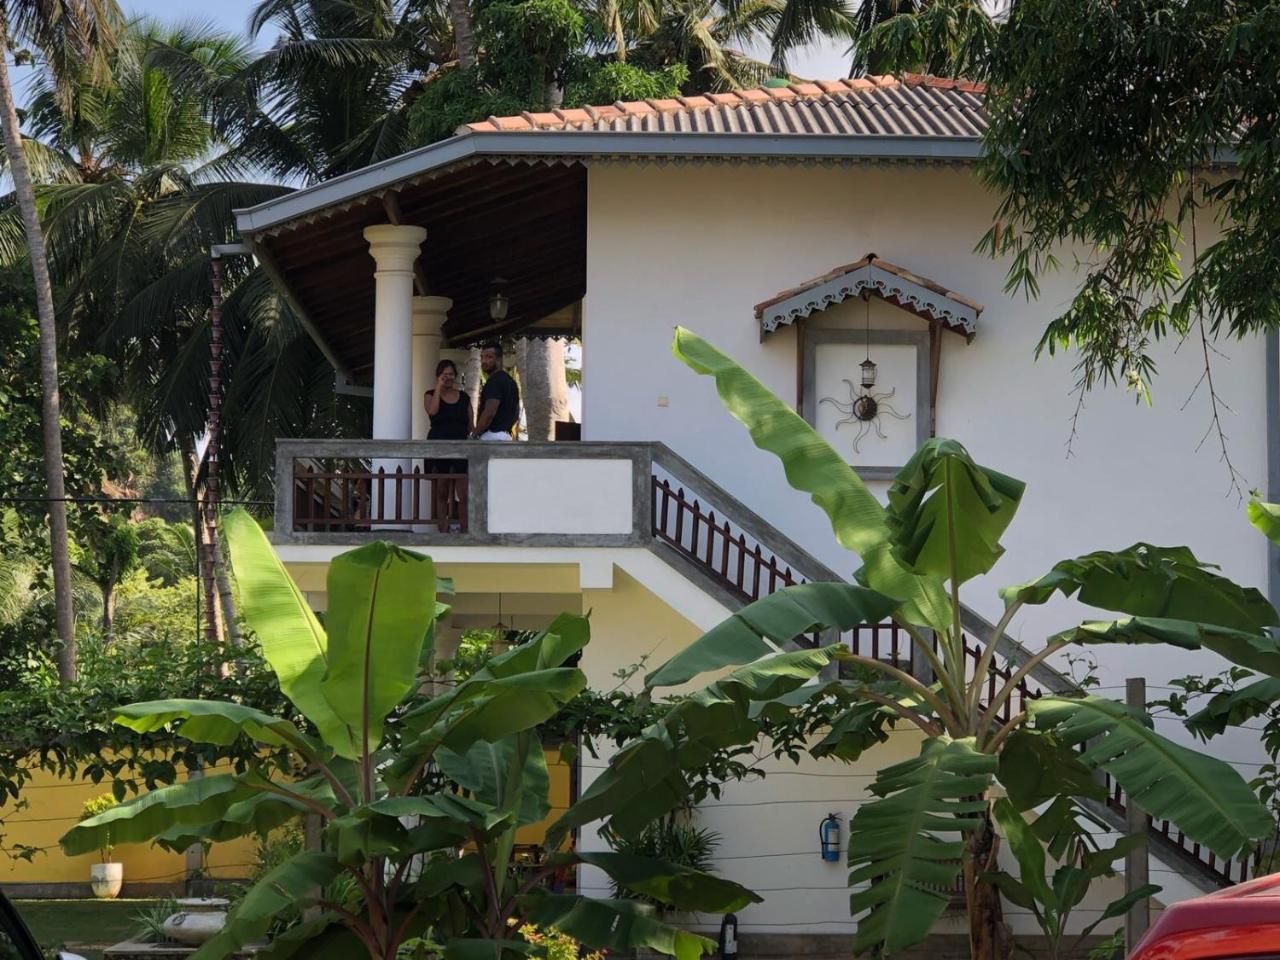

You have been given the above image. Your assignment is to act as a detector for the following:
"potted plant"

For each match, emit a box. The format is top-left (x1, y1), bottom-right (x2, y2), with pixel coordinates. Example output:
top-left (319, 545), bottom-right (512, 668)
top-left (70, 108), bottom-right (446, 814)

top-left (81, 794), bottom-right (122, 898)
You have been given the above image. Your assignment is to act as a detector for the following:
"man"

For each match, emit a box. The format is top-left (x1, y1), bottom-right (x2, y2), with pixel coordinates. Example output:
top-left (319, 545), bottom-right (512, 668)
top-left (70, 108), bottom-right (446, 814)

top-left (471, 343), bottom-right (520, 440)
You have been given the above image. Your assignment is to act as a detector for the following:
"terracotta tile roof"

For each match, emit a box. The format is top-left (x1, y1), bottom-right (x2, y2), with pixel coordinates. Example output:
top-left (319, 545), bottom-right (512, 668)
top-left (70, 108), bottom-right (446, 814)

top-left (755, 254), bottom-right (983, 339)
top-left (458, 74), bottom-right (988, 138)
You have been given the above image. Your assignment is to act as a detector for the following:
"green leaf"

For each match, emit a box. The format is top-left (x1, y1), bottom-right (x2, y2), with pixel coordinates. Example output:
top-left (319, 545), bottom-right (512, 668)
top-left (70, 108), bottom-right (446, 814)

top-left (1186, 676), bottom-right (1280, 739)
top-left (153, 777), bottom-right (333, 851)
top-left (224, 509), bottom-right (354, 757)
top-left (550, 647), bottom-right (834, 846)
top-left (1052, 617), bottom-right (1280, 675)
top-left (478, 613), bottom-right (591, 677)
top-left (520, 894), bottom-right (714, 960)
top-left (1001, 543), bottom-right (1278, 632)
top-left (574, 851), bottom-right (761, 912)
top-left (886, 439), bottom-right (1024, 584)
top-left (848, 737), bottom-right (997, 954)
top-left (671, 327), bottom-right (952, 632)
top-left (1030, 695), bottom-right (1272, 859)
top-left (191, 851), bottom-right (344, 960)
top-left (1078, 884), bottom-right (1162, 940)
top-left (113, 699), bottom-right (320, 756)
top-left (991, 798), bottom-right (1054, 911)
top-left (437, 736), bottom-right (550, 827)
top-left (61, 774), bottom-right (264, 856)
top-left (997, 731), bottom-right (1106, 810)
top-left (1248, 499), bottom-right (1280, 545)
top-left (645, 582), bottom-right (900, 689)
top-left (322, 541), bottom-right (438, 754)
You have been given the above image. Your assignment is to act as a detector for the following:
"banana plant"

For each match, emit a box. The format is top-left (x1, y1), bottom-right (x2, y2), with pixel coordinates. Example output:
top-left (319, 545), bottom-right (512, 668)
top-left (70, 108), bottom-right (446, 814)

top-left (655, 327), bottom-right (1275, 960)
top-left (62, 509), bottom-right (897, 960)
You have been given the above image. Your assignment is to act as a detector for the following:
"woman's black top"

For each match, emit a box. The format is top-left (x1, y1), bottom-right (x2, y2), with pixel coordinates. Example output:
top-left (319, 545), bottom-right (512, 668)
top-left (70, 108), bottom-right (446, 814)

top-left (427, 390), bottom-right (469, 440)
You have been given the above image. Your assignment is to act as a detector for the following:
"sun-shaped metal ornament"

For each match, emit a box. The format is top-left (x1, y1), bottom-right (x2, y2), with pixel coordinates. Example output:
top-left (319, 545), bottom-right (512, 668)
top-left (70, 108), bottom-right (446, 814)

top-left (821, 379), bottom-right (911, 454)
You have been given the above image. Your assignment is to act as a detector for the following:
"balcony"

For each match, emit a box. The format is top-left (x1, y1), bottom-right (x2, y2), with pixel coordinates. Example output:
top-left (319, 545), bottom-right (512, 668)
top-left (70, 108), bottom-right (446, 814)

top-left (275, 439), bottom-right (654, 547)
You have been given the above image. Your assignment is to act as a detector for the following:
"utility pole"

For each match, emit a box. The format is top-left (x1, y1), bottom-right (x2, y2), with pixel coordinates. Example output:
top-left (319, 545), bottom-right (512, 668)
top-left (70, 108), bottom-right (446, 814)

top-left (1125, 676), bottom-right (1151, 951)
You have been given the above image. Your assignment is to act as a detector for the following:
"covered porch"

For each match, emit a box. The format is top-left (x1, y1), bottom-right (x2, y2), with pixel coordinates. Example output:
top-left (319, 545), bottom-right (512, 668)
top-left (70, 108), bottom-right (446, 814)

top-left (240, 158), bottom-right (586, 436)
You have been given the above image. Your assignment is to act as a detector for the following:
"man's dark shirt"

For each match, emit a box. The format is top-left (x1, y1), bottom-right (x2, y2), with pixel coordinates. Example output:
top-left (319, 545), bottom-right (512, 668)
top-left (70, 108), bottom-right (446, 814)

top-left (480, 369), bottom-right (520, 435)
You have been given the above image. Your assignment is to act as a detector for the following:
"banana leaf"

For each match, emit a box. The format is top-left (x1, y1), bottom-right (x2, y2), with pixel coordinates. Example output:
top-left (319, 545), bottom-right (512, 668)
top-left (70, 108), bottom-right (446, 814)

top-left (848, 737), bottom-right (997, 954)
top-left (1030, 695), bottom-right (1271, 859)
top-left (549, 647), bottom-right (834, 846)
top-left (1186, 676), bottom-right (1280, 738)
top-left (192, 851), bottom-right (344, 960)
top-left (1002, 543), bottom-right (1277, 632)
top-left (152, 776), bottom-right (334, 851)
top-left (573, 851), bottom-right (760, 912)
top-left (645, 581), bottom-right (900, 689)
top-left (437, 736), bottom-right (551, 827)
top-left (885, 439), bottom-right (1024, 585)
top-left (322, 541), bottom-right (438, 754)
top-left (990, 797), bottom-right (1054, 911)
top-left (1051, 616), bottom-right (1280, 675)
top-left (1248, 499), bottom-right (1280, 545)
top-left (224, 509), bottom-right (354, 757)
top-left (62, 773), bottom-right (261, 856)
top-left (113, 698), bottom-right (321, 756)
top-left (672, 327), bottom-right (952, 633)
top-left (997, 730), bottom-right (1107, 810)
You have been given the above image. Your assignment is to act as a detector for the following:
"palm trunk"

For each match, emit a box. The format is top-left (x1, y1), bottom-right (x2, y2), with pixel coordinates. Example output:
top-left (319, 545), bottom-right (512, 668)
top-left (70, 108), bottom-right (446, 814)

top-left (0, 26), bottom-right (77, 683)
top-left (100, 581), bottom-right (114, 638)
top-left (465, 346), bottom-right (482, 420)
top-left (211, 524), bottom-right (240, 647)
top-left (449, 0), bottom-right (478, 68)
top-left (180, 435), bottom-right (209, 636)
top-left (965, 812), bottom-right (1012, 960)
top-left (519, 338), bottom-right (571, 441)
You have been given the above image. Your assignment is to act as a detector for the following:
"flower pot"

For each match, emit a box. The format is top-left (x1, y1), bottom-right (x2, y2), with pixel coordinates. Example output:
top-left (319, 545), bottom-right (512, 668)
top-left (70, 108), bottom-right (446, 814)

top-left (163, 897), bottom-right (230, 946)
top-left (90, 862), bottom-right (123, 899)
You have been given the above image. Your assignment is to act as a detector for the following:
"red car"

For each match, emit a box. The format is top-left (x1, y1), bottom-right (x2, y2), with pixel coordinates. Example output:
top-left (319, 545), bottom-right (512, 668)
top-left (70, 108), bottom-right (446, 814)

top-left (1130, 872), bottom-right (1280, 960)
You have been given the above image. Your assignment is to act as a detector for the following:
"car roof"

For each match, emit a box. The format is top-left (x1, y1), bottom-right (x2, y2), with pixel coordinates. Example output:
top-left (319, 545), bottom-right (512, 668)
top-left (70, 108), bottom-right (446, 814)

top-left (1131, 873), bottom-right (1280, 960)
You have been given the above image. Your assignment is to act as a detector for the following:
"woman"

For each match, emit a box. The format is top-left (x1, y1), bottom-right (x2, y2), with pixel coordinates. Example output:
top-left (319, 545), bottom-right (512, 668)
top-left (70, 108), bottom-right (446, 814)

top-left (424, 359), bottom-right (471, 530)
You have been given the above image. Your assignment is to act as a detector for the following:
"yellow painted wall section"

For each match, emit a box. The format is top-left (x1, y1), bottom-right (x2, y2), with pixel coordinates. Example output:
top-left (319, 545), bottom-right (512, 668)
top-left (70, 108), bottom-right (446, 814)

top-left (1, 764), bottom-right (256, 887)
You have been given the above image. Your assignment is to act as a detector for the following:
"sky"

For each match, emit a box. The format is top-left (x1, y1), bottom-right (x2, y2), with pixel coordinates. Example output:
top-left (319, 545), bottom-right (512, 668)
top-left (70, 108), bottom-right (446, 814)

top-left (117, 0), bottom-right (855, 80)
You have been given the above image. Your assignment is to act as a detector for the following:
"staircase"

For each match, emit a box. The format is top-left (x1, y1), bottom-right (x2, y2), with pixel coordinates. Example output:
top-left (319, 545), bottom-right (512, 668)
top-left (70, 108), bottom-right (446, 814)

top-left (644, 445), bottom-right (1258, 893)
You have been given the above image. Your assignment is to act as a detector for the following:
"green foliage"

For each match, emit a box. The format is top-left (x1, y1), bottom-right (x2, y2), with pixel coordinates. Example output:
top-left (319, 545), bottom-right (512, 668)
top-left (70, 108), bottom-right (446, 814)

top-left (987, 798), bottom-right (1160, 960)
top-left (131, 898), bottom-right (181, 944)
top-left (664, 327), bottom-right (1275, 955)
top-left (565, 61), bottom-right (688, 106)
top-left (608, 820), bottom-right (721, 910)
top-left (59, 510), bottom-right (867, 959)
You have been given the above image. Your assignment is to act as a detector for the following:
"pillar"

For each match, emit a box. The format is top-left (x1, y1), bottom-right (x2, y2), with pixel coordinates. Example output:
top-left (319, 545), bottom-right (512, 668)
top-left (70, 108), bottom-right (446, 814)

top-left (364, 224), bottom-right (427, 525)
top-left (411, 296), bottom-right (452, 439)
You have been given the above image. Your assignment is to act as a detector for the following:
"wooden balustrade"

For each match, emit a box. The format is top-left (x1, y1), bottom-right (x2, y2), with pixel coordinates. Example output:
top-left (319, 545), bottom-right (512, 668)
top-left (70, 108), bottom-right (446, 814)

top-left (293, 460), bottom-right (467, 532)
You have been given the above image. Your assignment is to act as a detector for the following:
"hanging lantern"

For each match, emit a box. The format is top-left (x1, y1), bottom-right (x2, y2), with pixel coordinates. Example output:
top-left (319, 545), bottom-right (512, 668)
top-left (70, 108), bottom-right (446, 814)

top-left (489, 278), bottom-right (509, 321)
top-left (819, 813), bottom-right (842, 862)
top-left (860, 357), bottom-right (878, 389)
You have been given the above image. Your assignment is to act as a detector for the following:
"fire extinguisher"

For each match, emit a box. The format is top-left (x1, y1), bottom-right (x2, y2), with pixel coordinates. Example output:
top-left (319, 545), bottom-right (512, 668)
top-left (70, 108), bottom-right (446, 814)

top-left (819, 813), bottom-right (842, 862)
top-left (719, 913), bottom-right (738, 959)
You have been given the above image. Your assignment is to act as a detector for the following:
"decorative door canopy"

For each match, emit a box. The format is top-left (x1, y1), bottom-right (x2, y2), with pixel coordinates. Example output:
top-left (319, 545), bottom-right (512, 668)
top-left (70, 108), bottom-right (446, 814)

top-left (755, 254), bottom-right (982, 339)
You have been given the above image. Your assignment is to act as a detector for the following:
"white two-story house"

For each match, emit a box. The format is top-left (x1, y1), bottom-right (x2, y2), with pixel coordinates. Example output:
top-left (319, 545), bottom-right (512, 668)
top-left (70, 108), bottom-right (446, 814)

top-left (228, 74), bottom-right (1276, 948)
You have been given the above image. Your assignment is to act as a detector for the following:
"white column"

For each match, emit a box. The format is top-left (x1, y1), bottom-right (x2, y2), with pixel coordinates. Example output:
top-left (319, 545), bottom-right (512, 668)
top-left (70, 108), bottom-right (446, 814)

top-left (411, 296), bottom-right (452, 439)
top-left (364, 224), bottom-right (427, 525)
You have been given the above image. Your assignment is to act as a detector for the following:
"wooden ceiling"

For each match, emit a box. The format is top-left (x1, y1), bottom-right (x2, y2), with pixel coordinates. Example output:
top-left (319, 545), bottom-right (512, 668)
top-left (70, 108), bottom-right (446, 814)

top-left (255, 161), bottom-right (587, 381)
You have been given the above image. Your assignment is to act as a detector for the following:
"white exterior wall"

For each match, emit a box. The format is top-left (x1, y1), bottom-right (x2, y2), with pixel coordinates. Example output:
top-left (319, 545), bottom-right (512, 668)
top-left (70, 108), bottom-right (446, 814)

top-left (579, 162), bottom-right (1270, 929)
top-left (583, 161), bottom-right (1269, 703)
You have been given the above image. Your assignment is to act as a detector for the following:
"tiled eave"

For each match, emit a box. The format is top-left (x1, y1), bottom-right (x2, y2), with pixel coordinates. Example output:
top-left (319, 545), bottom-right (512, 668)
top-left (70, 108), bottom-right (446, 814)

top-left (756, 255), bottom-right (983, 339)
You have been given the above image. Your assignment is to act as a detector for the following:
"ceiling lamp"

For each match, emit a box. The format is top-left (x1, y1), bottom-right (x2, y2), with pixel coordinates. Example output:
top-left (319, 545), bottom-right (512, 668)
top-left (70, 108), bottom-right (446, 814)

top-left (489, 278), bottom-right (509, 322)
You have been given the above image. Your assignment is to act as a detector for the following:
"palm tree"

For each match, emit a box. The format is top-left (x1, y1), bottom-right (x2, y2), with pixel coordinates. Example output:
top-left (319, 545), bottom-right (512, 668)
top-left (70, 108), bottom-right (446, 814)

top-left (0, 0), bottom-right (120, 683)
